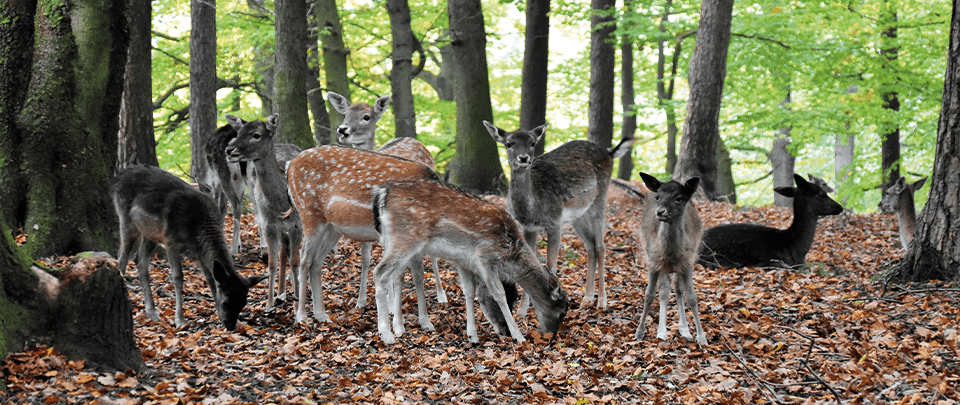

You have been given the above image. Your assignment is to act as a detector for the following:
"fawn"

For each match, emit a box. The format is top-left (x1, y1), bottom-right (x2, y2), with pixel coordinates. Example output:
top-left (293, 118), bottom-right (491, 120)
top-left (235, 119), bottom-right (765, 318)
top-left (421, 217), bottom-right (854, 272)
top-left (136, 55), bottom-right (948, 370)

top-left (698, 174), bottom-right (844, 269)
top-left (371, 177), bottom-right (568, 344)
top-left (635, 173), bottom-right (706, 344)
top-left (111, 165), bottom-right (266, 330)
top-left (879, 176), bottom-right (927, 249)
top-left (485, 121), bottom-right (635, 310)
top-left (224, 113), bottom-right (302, 308)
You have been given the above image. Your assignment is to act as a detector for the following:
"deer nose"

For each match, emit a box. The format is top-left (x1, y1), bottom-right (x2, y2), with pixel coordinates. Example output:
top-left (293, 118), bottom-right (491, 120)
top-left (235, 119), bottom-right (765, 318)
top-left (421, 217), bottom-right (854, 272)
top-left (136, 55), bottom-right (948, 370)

top-left (518, 155), bottom-right (530, 164)
top-left (337, 126), bottom-right (349, 137)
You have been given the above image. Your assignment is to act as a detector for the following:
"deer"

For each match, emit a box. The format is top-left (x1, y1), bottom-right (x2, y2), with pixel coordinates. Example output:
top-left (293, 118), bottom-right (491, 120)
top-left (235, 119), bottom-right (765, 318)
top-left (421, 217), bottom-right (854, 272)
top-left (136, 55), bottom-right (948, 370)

top-left (287, 145), bottom-right (440, 327)
top-left (224, 113), bottom-right (302, 309)
top-left (634, 173), bottom-right (706, 344)
top-left (879, 176), bottom-right (927, 250)
top-left (111, 165), bottom-right (266, 330)
top-left (484, 120), bottom-right (635, 311)
top-left (698, 173), bottom-right (844, 269)
top-left (327, 91), bottom-right (449, 307)
top-left (371, 177), bottom-right (569, 344)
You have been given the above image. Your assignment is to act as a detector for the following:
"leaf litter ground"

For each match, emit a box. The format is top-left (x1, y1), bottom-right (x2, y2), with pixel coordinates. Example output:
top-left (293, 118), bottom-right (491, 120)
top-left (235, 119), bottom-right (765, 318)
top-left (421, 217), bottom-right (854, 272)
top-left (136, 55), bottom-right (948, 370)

top-left (3, 183), bottom-right (959, 404)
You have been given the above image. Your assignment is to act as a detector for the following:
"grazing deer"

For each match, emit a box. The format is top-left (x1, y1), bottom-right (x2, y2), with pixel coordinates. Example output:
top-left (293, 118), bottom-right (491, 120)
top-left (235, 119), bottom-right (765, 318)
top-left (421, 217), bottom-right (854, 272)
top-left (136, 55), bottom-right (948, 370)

top-left (111, 165), bottom-right (266, 330)
top-left (485, 121), bottom-right (635, 310)
top-left (200, 124), bottom-right (247, 256)
top-left (371, 177), bottom-right (568, 344)
top-left (287, 145), bottom-right (439, 326)
top-left (698, 174), bottom-right (844, 269)
top-left (328, 91), bottom-right (449, 306)
top-left (635, 173), bottom-right (705, 344)
top-left (879, 176), bottom-right (927, 249)
top-left (224, 113), bottom-right (302, 308)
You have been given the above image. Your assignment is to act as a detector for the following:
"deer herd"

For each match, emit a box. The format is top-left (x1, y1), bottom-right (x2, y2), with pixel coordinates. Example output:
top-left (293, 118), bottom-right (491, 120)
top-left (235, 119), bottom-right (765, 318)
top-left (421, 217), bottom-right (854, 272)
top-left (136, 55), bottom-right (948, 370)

top-left (110, 93), bottom-right (923, 346)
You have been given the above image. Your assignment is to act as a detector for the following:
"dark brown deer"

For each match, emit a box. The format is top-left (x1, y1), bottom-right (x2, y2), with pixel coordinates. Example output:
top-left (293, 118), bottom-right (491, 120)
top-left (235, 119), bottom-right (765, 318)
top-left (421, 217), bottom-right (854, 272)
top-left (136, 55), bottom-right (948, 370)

top-left (698, 174), bottom-right (844, 269)
top-left (200, 124), bottom-right (246, 255)
top-left (287, 145), bottom-right (439, 326)
top-left (371, 177), bottom-right (568, 344)
top-left (111, 165), bottom-right (266, 330)
top-left (329, 91), bottom-right (449, 307)
top-left (485, 121), bottom-right (635, 310)
top-left (635, 173), bottom-right (705, 344)
top-left (224, 113), bottom-right (302, 308)
top-left (879, 176), bottom-right (927, 249)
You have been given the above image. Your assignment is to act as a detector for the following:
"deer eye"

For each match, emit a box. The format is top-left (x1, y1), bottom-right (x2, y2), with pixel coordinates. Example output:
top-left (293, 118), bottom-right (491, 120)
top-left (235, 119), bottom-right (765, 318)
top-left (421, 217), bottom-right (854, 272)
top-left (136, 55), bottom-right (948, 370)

top-left (675, 196), bottom-right (684, 203)
top-left (252, 132), bottom-right (262, 140)
top-left (505, 142), bottom-right (513, 149)
top-left (362, 114), bottom-right (371, 121)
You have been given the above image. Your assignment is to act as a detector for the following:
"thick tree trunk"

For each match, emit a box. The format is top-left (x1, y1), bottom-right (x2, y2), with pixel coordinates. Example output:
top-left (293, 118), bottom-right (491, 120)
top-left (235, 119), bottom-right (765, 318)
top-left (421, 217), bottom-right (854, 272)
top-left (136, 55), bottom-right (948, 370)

top-left (256, 54), bottom-right (275, 117)
top-left (520, 0), bottom-right (550, 156)
top-left (446, 0), bottom-right (505, 194)
top-left (716, 138), bottom-right (736, 204)
top-left (588, 0), bottom-right (616, 149)
top-left (673, 0), bottom-right (734, 198)
top-left (880, 0), bottom-right (901, 192)
top-left (895, 0), bottom-right (960, 282)
top-left (387, 0), bottom-right (418, 139)
top-left (306, 2), bottom-right (331, 145)
top-left (118, 0), bottom-right (158, 169)
top-left (0, 0), bottom-right (35, 233)
top-left (275, 0), bottom-right (314, 149)
top-left (618, 5), bottom-right (636, 180)
top-left (771, 91), bottom-right (795, 207)
top-left (189, 0), bottom-right (217, 182)
top-left (416, 45), bottom-right (456, 102)
top-left (317, 0), bottom-right (351, 140)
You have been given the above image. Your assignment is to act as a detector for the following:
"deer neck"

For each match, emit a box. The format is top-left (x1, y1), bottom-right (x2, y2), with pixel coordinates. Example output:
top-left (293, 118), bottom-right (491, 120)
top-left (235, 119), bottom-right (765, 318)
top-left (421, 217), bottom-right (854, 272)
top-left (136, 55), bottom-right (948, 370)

top-left (785, 202), bottom-right (819, 256)
top-left (897, 191), bottom-right (917, 247)
top-left (507, 168), bottom-right (536, 215)
top-left (657, 217), bottom-right (687, 257)
top-left (250, 145), bottom-right (291, 211)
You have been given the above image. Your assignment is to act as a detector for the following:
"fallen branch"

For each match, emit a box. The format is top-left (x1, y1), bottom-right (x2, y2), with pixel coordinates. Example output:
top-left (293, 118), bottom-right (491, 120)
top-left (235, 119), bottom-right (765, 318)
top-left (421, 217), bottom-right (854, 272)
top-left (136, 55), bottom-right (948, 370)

top-left (723, 341), bottom-right (782, 403)
top-left (799, 337), bottom-right (842, 405)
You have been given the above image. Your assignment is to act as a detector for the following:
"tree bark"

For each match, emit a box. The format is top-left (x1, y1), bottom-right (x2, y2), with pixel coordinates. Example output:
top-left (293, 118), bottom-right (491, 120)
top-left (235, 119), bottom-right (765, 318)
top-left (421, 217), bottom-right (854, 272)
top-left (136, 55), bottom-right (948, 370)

top-left (895, 0), bottom-right (960, 282)
top-left (520, 0), bottom-right (550, 156)
top-left (771, 91), bottom-right (795, 207)
top-left (673, 0), bottom-right (734, 198)
top-left (716, 138), bottom-right (736, 204)
top-left (446, 0), bottom-right (505, 194)
top-left (307, 0), bottom-right (332, 145)
top-left (189, 0), bottom-right (217, 183)
top-left (0, 0), bottom-right (36, 233)
top-left (416, 45), bottom-right (456, 102)
top-left (118, 0), bottom-right (158, 169)
top-left (656, 0), bottom-right (679, 175)
top-left (618, 0), bottom-right (636, 180)
top-left (317, 0), bottom-right (351, 141)
top-left (387, 0), bottom-right (418, 139)
top-left (588, 0), bottom-right (616, 149)
top-left (275, 0), bottom-right (314, 149)
top-left (880, 0), bottom-right (901, 192)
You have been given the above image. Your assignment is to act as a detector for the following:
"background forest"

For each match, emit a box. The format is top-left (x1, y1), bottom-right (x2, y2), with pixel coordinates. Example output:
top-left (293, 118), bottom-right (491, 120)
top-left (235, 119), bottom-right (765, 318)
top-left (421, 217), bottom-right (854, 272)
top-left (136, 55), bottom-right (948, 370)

top-left (149, 0), bottom-right (948, 212)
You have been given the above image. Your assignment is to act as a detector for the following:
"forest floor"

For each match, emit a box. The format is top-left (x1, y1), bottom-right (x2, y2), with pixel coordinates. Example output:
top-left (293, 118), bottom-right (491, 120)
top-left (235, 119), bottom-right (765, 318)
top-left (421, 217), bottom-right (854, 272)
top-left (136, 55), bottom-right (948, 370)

top-left (1, 182), bottom-right (958, 404)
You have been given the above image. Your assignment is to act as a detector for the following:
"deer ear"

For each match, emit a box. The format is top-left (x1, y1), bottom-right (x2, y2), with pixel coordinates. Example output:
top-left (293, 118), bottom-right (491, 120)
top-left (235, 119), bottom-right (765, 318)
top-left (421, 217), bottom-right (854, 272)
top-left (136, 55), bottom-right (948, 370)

top-left (212, 260), bottom-right (232, 285)
top-left (483, 120), bottom-right (507, 144)
top-left (794, 173), bottom-right (811, 188)
top-left (265, 114), bottom-right (279, 132)
top-left (225, 114), bottom-right (245, 131)
top-left (774, 187), bottom-right (796, 198)
top-left (374, 95), bottom-right (391, 116)
top-left (548, 275), bottom-right (564, 301)
top-left (638, 172), bottom-right (662, 193)
top-left (245, 274), bottom-right (267, 288)
top-left (327, 91), bottom-right (350, 114)
top-left (531, 123), bottom-right (548, 144)
top-left (912, 176), bottom-right (928, 191)
top-left (684, 177), bottom-right (700, 195)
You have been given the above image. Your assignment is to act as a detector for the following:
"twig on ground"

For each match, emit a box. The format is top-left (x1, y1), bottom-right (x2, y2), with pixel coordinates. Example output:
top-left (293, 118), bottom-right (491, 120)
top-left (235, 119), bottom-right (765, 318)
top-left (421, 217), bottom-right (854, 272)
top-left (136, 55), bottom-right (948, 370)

top-left (878, 380), bottom-right (903, 397)
top-left (800, 338), bottom-right (843, 405)
top-left (723, 341), bottom-right (782, 403)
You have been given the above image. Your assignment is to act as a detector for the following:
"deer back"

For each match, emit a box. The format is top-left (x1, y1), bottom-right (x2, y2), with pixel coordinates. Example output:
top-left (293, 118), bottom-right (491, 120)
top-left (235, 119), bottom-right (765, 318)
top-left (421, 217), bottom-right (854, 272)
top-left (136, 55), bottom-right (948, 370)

top-left (288, 145), bottom-right (438, 238)
top-left (377, 137), bottom-right (435, 169)
top-left (638, 174), bottom-right (702, 273)
top-left (328, 91), bottom-right (390, 150)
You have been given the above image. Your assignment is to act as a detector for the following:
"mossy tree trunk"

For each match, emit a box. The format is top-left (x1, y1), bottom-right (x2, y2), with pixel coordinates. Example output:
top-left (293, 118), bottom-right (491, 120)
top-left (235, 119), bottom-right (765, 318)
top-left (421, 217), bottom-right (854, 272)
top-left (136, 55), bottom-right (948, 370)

top-left (275, 0), bottom-right (314, 149)
top-left (1, 0), bottom-right (127, 258)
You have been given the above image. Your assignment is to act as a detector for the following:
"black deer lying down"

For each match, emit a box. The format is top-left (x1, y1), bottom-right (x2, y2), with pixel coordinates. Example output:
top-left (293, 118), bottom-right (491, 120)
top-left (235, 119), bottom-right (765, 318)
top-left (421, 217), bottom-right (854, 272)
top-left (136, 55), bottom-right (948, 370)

top-left (635, 173), bottom-right (706, 344)
top-left (698, 174), bottom-right (844, 269)
top-left (111, 165), bottom-right (266, 330)
top-left (371, 177), bottom-right (569, 344)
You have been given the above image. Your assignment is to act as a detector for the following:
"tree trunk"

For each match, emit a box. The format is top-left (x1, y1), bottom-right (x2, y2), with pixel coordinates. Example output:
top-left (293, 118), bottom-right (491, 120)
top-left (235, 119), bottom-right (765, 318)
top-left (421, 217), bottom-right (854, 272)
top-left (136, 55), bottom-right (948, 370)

top-left (387, 0), bottom-right (418, 139)
top-left (895, 0), bottom-right (960, 282)
top-left (275, 0), bottom-right (314, 149)
top-left (446, 0), bottom-right (505, 194)
top-left (255, 53), bottom-right (275, 117)
top-left (520, 0), bottom-right (550, 156)
top-left (880, 0), bottom-right (901, 192)
top-left (588, 0), bottom-right (616, 149)
top-left (673, 0), bottom-right (734, 198)
top-left (189, 0), bottom-right (217, 183)
top-left (1, 0), bottom-right (126, 258)
top-left (118, 0), bottom-right (158, 169)
top-left (306, 1), bottom-right (331, 145)
top-left (416, 45), bottom-right (456, 102)
top-left (317, 0), bottom-right (351, 141)
top-left (835, 84), bottom-right (858, 204)
top-left (771, 91), bottom-right (795, 207)
top-left (656, 0), bottom-right (677, 175)
top-left (716, 138), bottom-right (736, 204)
top-left (618, 0), bottom-right (636, 180)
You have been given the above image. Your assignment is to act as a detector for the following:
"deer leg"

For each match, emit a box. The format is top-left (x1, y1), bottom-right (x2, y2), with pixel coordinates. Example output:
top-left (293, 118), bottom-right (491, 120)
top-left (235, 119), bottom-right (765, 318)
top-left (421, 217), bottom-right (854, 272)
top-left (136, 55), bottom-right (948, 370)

top-left (656, 272), bottom-right (672, 340)
top-left (278, 242), bottom-right (290, 302)
top-left (356, 241), bottom-right (373, 308)
top-left (289, 230), bottom-right (302, 301)
top-left (635, 269), bottom-right (660, 341)
top-left (477, 266), bottom-right (525, 343)
top-left (230, 208), bottom-right (242, 256)
top-left (431, 256), bottom-right (448, 303)
top-left (263, 231), bottom-right (280, 310)
top-left (115, 220), bottom-right (138, 274)
top-left (167, 249), bottom-right (187, 328)
top-left (375, 251), bottom-right (415, 344)
top-left (296, 228), bottom-right (341, 324)
top-left (456, 267), bottom-right (480, 343)
top-left (574, 217), bottom-right (606, 309)
top-left (514, 230), bottom-right (541, 319)
top-left (408, 256), bottom-right (435, 331)
top-left (681, 267), bottom-right (706, 344)
top-left (673, 274), bottom-right (692, 340)
top-left (136, 239), bottom-right (161, 322)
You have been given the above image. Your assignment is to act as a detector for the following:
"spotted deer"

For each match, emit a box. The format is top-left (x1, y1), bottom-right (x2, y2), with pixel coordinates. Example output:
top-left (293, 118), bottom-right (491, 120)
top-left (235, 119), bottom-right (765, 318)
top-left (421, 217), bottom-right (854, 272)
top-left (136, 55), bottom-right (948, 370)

top-left (635, 173), bottom-right (706, 344)
top-left (111, 165), bottom-right (266, 330)
top-left (879, 176), bottom-right (927, 250)
top-left (371, 177), bottom-right (568, 344)
top-left (485, 121), bottom-right (635, 310)
top-left (328, 91), bottom-right (449, 306)
top-left (698, 174), bottom-right (844, 269)
top-left (287, 145), bottom-right (440, 326)
top-left (224, 113), bottom-right (302, 308)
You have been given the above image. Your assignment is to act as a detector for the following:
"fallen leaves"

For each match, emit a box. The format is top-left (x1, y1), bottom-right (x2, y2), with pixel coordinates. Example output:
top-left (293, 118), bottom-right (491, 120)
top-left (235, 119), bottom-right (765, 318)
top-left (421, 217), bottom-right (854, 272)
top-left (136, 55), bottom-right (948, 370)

top-left (3, 199), bottom-right (959, 404)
